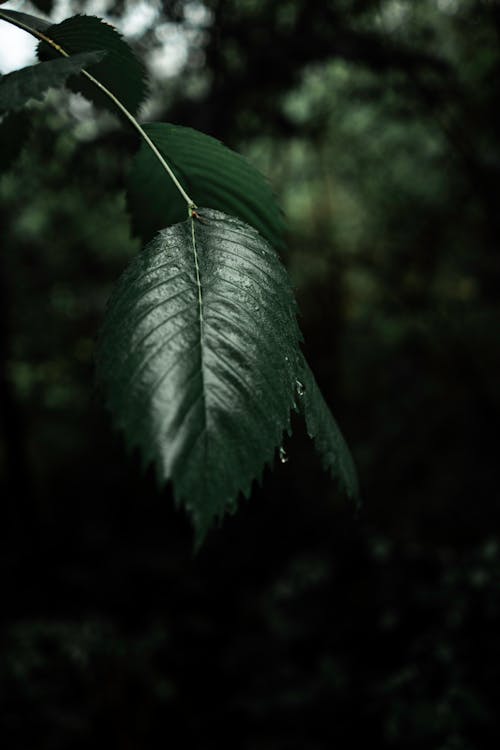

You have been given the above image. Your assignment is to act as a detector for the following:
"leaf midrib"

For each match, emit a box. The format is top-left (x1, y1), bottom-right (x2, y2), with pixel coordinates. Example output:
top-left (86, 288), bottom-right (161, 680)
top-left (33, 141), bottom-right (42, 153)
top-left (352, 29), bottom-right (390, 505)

top-left (189, 217), bottom-right (208, 475)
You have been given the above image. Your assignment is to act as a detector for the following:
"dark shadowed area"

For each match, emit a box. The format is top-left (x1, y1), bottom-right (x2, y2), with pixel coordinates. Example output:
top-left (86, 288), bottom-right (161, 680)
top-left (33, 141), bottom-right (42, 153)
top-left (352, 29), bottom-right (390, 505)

top-left (1, 0), bottom-right (499, 747)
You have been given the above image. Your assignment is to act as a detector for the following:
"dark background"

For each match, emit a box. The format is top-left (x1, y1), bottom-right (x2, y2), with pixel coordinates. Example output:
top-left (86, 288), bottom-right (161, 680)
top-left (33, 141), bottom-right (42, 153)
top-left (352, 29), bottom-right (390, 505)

top-left (1, 0), bottom-right (499, 747)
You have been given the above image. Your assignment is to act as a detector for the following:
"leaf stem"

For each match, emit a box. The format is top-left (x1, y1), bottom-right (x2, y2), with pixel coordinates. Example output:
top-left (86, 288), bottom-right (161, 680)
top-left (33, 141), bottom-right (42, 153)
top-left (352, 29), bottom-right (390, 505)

top-left (0, 10), bottom-right (196, 209)
top-left (80, 68), bottom-right (195, 208)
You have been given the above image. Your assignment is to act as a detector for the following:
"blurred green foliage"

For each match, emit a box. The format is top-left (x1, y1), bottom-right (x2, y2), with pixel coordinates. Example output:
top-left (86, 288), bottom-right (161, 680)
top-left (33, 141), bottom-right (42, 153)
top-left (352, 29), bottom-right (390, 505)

top-left (1, 0), bottom-right (499, 747)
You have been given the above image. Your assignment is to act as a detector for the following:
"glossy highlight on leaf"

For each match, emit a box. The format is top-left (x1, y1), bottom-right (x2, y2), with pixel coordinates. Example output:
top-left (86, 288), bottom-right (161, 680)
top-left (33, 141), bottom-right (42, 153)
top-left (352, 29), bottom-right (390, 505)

top-left (37, 15), bottom-right (149, 116)
top-left (0, 51), bottom-right (105, 115)
top-left (127, 123), bottom-right (286, 250)
top-left (97, 209), bottom-right (300, 543)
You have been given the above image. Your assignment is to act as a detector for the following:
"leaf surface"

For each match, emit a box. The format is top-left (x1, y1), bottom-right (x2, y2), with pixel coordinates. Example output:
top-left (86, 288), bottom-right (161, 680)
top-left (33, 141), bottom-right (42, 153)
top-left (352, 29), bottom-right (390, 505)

top-left (37, 15), bottom-right (148, 115)
top-left (97, 209), bottom-right (300, 542)
top-left (127, 123), bottom-right (286, 250)
top-left (0, 51), bottom-right (105, 115)
top-left (298, 354), bottom-right (359, 502)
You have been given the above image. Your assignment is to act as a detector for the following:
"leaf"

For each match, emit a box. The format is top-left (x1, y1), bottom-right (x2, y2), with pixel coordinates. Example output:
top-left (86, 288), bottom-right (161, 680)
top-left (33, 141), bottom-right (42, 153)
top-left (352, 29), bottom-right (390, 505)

top-left (0, 111), bottom-right (31, 171)
top-left (0, 52), bottom-right (106, 115)
top-left (127, 123), bottom-right (286, 250)
top-left (37, 15), bottom-right (148, 116)
top-left (96, 209), bottom-right (301, 543)
top-left (0, 8), bottom-right (51, 33)
top-left (297, 354), bottom-right (360, 502)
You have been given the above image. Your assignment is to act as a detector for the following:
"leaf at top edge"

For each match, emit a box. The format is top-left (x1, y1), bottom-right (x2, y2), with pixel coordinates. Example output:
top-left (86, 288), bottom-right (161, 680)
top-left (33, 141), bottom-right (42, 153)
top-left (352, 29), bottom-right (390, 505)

top-left (0, 8), bottom-right (51, 33)
top-left (0, 110), bottom-right (31, 171)
top-left (0, 51), bottom-right (106, 115)
top-left (297, 353), bottom-right (360, 503)
top-left (96, 208), bottom-right (300, 545)
top-left (127, 122), bottom-right (286, 251)
top-left (37, 15), bottom-right (149, 116)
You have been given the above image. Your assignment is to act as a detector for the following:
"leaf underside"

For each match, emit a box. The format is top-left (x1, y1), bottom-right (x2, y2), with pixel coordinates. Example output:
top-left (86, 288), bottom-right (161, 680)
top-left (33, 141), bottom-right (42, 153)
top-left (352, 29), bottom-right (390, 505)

top-left (127, 123), bottom-right (286, 250)
top-left (298, 354), bottom-right (360, 502)
top-left (37, 15), bottom-right (148, 116)
top-left (97, 209), bottom-right (301, 543)
top-left (0, 51), bottom-right (105, 115)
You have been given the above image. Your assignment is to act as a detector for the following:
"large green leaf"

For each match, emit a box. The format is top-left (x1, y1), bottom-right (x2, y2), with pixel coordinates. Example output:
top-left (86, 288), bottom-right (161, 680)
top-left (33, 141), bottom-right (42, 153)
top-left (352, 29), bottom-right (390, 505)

top-left (127, 123), bottom-right (286, 250)
top-left (297, 354), bottom-right (359, 502)
top-left (97, 209), bottom-right (300, 542)
top-left (37, 15), bottom-right (148, 116)
top-left (0, 52), bottom-right (105, 115)
top-left (0, 8), bottom-right (50, 34)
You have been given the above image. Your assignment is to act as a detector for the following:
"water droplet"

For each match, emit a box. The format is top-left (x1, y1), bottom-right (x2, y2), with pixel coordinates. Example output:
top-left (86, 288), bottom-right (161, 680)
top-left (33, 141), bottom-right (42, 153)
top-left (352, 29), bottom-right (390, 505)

top-left (279, 447), bottom-right (289, 464)
top-left (295, 379), bottom-right (305, 397)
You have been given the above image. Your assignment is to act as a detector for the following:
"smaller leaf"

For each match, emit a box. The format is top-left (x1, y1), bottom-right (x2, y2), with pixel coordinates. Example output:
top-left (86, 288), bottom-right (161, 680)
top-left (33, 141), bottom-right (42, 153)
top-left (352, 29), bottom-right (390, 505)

top-left (0, 51), bottom-right (105, 115)
top-left (297, 354), bottom-right (359, 502)
top-left (127, 123), bottom-right (286, 250)
top-left (0, 8), bottom-right (51, 33)
top-left (37, 15), bottom-right (149, 116)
